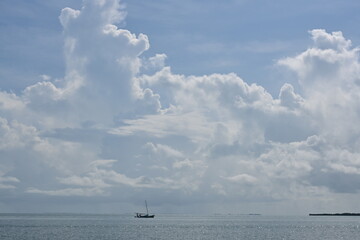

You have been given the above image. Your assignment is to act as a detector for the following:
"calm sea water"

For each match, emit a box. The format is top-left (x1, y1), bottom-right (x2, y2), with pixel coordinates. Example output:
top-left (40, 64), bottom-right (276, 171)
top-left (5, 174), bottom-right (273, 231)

top-left (1, 213), bottom-right (360, 239)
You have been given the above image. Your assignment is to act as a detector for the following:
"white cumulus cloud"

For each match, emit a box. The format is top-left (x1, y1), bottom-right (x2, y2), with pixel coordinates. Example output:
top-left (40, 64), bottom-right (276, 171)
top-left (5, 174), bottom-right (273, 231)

top-left (1, 1), bottom-right (360, 214)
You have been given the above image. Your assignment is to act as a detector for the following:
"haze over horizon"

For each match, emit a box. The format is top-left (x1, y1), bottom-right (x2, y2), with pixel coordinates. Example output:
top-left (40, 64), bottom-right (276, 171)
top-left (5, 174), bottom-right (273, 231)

top-left (1, 0), bottom-right (360, 215)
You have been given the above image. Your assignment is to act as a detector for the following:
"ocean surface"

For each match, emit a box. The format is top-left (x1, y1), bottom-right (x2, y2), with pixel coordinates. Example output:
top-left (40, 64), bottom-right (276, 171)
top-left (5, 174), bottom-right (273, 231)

top-left (1, 213), bottom-right (360, 239)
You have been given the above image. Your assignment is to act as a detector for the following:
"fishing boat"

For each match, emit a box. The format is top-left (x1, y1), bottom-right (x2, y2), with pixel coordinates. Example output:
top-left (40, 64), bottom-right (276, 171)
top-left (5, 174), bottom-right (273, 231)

top-left (135, 200), bottom-right (155, 218)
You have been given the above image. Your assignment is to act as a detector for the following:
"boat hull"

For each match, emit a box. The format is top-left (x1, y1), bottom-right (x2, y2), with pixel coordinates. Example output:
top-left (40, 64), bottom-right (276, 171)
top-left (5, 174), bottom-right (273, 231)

top-left (135, 214), bottom-right (155, 218)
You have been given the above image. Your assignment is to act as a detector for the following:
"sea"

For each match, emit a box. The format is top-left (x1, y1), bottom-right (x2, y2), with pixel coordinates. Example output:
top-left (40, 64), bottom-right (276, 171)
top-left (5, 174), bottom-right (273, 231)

top-left (1, 213), bottom-right (360, 240)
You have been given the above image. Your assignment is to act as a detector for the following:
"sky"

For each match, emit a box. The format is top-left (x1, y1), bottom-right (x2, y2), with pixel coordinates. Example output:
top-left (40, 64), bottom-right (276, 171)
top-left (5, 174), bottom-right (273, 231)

top-left (1, 0), bottom-right (360, 215)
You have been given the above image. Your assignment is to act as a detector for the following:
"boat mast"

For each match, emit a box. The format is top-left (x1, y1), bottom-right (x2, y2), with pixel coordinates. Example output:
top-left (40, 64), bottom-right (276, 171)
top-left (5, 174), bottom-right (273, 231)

top-left (145, 200), bottom-right (149, 215)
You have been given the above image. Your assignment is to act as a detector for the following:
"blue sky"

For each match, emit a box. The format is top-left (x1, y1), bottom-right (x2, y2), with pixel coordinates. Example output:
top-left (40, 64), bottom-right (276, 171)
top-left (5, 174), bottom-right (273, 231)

top-left (1, 0), bottom-right (360, 215)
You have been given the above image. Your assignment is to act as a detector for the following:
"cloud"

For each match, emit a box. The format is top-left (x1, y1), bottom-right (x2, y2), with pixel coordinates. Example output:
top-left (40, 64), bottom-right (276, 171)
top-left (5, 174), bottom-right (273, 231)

top-left (0, 171), bottom-right (20, 189)
top-left (141, 54), bottom-right (167, 73)
top-left (143, 142), bottom-right (184, 159)
top-left (311, 29), bottom-right (351, 51)
top-left (0, 117), bottom-right (39, 150)
top-left (26, 187), bottom-right (104, 197)
top-left (278, 29), bottom-right (360, 90)
top-left (1, 1), bottom-right (360, 213)
top-left (279, 29), bottom-right (360, 146)
top-left (0, 92), bottom-right (26, 120)
top-left (278, 83), bottom-right (304, 109)
top-left (225, 174), bottom-right (258, 184)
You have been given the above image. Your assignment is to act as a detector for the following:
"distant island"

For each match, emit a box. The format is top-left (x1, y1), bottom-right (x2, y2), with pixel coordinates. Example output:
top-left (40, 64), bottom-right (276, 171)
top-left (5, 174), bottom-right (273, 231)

top-left (309, 213), bottom-right (360, 216)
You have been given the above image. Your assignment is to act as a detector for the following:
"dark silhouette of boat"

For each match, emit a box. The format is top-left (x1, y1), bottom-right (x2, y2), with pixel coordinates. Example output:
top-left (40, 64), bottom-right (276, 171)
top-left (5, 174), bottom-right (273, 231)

top-left (309, 213), bottom-right (360, 216)
top-left (135, 200), bottom-right (155, 218)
